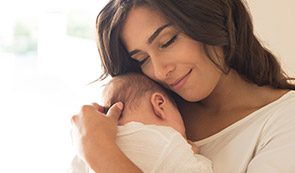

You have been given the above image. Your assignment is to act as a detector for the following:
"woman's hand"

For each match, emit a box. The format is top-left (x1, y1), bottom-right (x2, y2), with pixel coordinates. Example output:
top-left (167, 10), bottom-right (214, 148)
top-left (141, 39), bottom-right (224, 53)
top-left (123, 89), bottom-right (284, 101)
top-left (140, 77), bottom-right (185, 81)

top-left (71, 102), bottom-right (124, 169)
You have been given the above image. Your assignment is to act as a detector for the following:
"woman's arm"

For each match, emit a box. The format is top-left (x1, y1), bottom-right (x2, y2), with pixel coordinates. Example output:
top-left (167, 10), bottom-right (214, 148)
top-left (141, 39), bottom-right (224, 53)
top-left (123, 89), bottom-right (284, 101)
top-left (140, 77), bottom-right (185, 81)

top-left (71, 102), bottom-right (143, 173)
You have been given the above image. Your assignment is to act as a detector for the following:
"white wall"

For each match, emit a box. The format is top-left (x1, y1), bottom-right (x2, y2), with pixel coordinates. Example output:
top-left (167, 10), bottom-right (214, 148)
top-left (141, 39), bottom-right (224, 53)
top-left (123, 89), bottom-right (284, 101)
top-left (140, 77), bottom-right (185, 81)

top-left (246, 0), bottom-right (295, 76)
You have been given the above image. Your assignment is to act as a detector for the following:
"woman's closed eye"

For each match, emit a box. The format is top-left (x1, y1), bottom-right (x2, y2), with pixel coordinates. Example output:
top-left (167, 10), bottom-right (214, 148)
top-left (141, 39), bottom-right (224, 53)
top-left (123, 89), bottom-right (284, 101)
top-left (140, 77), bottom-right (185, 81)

top-left (159, 34), bottom-right (178, 49)
top-left (131, 53), bottom-right (150, 66)
top-left (138, 55), bottom-right (150, 66)
top-left (138, 34), bottom-right (178, 66)
top-left (132, 33), bottom-right (179, 66)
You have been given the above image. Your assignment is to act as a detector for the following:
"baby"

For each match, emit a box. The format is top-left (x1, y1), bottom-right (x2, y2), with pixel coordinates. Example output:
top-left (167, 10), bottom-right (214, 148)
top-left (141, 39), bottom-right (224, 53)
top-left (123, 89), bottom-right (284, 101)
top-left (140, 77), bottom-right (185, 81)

top-left (69, 73), bottom-right (212, 173)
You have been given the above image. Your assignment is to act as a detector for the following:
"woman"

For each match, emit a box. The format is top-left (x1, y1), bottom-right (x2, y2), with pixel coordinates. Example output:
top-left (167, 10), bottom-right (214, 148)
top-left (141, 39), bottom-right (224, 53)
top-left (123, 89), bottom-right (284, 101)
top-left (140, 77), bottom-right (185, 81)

top-left (71, 0), bottom-right (295, 172)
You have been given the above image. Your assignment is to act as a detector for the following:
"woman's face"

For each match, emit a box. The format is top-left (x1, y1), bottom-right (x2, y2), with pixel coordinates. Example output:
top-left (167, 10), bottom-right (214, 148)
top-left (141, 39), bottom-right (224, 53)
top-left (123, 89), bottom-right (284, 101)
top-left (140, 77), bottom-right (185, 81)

top-left (121, 5), bottom-right (223, 102)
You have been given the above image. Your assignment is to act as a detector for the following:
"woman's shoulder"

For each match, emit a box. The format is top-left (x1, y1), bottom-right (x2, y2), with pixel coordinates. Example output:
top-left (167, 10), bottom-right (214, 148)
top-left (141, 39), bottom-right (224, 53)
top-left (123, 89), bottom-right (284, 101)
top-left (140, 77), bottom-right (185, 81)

top-left (267, 90), bottom-right (295, 112)
top-left (254, 90), bottom-right (295, 122)
top-left (245, 90), bottom-right (295, 156)
top-left (259, 90), bottom-right (295, 134)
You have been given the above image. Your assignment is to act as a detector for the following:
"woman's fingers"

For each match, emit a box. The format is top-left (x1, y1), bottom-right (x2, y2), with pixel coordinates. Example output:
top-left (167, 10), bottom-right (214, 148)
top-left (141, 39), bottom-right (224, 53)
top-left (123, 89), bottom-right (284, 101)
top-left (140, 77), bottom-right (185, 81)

top-left (70, 102), bottom-right (123, 165)
top-left (92, 102), bottom-right (105, 113)
top-left (106, 102), bottom-right (124, 123)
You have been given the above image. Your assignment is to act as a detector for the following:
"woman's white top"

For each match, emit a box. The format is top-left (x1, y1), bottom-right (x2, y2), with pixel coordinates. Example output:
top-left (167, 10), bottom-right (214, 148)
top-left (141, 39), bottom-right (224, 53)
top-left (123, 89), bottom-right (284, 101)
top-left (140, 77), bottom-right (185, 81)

top-left (69, 122), bottom-right (212, 173)
top-left (194, 90), bottom-right (295, 173)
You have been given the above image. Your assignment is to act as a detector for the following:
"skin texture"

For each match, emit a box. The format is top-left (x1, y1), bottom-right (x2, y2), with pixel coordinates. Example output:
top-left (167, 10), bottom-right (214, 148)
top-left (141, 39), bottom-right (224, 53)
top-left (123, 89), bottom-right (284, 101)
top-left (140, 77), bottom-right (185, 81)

top-left (71, 5), bottom-right (289, 172)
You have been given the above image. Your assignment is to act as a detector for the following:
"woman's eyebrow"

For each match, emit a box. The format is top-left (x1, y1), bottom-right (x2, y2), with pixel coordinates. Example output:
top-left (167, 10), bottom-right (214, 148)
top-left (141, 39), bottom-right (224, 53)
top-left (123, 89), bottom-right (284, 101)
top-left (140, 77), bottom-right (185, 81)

top-left (128, 23), bottom-right (172, 57)
top-left (147, 23), bottom-right (172, 44)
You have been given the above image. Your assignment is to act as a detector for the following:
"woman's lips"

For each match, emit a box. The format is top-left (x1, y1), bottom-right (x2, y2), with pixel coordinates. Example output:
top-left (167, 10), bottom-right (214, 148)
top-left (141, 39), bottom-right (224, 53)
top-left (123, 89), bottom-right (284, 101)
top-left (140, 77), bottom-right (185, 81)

top-left (169, 69), bottom-right (192, 91)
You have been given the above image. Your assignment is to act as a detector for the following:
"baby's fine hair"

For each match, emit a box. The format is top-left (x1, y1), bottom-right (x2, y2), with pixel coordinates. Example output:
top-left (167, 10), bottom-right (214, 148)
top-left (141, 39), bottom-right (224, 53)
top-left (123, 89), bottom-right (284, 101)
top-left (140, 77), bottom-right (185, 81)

top-left (103, 73), bottom-right (175, 111)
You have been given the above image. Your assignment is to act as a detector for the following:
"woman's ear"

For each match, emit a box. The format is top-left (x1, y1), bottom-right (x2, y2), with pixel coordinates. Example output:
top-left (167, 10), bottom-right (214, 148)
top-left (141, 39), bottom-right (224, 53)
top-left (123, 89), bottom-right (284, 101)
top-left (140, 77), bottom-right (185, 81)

top-left (150, 92), bottom-right (167, 120)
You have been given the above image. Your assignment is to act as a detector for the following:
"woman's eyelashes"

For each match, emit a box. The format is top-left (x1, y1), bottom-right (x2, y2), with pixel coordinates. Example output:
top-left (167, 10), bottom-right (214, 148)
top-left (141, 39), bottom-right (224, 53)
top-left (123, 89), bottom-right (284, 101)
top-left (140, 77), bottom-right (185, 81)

top-left (138, 34), bottom-right (178, 66)
top-left (139, 56), bottom-right (149, 66)
top-left (159, 34), bottom-right (178, 49)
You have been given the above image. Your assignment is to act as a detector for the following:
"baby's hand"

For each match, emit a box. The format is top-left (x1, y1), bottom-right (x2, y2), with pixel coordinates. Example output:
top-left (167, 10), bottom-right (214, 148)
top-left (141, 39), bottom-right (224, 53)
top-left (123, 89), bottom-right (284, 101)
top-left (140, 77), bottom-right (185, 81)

top-left (187, 140), bottom-right (199, 154)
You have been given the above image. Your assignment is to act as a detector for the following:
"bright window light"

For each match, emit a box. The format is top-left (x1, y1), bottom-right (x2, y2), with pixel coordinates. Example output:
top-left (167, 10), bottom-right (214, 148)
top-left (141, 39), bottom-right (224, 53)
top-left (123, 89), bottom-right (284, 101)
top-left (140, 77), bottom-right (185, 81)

top-left (0, 0), bottom-right (109, 172)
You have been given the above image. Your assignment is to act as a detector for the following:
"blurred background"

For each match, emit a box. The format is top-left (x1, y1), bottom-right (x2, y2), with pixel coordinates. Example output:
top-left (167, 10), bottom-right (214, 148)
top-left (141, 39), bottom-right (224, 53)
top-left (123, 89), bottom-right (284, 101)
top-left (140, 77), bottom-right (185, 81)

top-left (0, 0), bottom-right (294, 172)
top-left (0, 0), bottom-right (109, 172)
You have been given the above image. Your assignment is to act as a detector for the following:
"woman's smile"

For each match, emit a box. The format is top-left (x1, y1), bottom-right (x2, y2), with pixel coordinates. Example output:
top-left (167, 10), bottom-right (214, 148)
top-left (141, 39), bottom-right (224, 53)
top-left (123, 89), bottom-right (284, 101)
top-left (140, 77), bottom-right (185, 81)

top-left (169, 69), bottom-right (192, 91)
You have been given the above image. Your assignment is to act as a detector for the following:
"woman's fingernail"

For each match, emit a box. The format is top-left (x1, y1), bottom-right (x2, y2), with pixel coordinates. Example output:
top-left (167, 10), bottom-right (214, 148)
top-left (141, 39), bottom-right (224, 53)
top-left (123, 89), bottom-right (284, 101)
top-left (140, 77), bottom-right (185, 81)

top-left (116, 102), bottom-right (124, 110)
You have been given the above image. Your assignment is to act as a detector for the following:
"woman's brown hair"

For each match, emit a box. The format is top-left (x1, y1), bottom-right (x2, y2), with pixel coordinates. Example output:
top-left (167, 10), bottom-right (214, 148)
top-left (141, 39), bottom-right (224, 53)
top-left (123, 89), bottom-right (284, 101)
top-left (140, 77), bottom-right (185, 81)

top-left (96, 0), bottom-right (295, 90)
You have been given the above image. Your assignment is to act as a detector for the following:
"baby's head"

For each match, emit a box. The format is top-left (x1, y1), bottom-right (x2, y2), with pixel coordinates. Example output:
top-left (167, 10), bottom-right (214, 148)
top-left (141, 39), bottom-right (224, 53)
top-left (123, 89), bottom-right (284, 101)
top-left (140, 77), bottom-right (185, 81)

top-left (103, 73), bottom-right (185, 137)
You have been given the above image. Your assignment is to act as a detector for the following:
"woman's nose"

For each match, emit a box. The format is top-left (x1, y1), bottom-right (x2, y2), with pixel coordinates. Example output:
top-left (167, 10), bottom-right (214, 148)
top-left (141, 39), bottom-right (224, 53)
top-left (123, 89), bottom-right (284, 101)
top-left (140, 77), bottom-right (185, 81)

top-left (153, 60), bottom-right (175, 81)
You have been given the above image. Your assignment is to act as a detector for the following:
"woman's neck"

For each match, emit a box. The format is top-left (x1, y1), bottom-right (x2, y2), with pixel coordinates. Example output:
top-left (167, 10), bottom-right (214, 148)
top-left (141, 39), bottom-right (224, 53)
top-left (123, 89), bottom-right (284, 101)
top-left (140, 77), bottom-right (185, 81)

top-left (199, 69), bottom-right (286, 113)
top-left (181, 69), bottom-right (289, 140)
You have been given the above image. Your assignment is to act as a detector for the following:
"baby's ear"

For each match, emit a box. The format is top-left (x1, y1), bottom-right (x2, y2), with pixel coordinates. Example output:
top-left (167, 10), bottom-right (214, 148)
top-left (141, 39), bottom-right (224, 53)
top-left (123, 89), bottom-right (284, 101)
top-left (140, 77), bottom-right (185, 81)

top-left (150, 92), bottom-right (167, 120)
